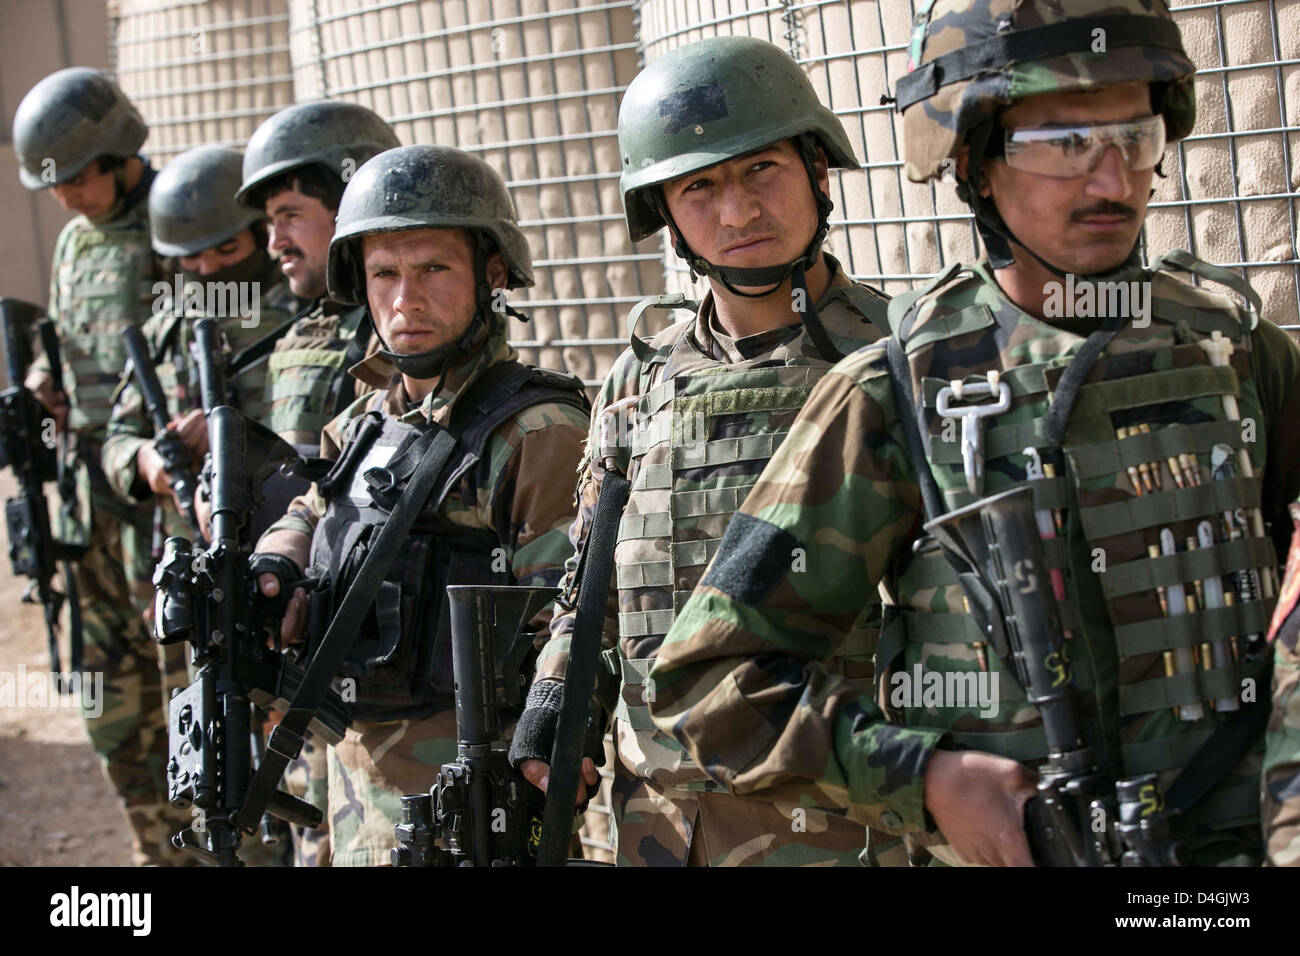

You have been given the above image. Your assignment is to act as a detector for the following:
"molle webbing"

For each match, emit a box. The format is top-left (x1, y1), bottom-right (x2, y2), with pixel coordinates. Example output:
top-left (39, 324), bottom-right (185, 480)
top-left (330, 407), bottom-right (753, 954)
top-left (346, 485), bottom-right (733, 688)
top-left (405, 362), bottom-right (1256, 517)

top-left (613, 307), bottom-right (884, 785)
top-left (890, 260), bottom-right (1275, 808)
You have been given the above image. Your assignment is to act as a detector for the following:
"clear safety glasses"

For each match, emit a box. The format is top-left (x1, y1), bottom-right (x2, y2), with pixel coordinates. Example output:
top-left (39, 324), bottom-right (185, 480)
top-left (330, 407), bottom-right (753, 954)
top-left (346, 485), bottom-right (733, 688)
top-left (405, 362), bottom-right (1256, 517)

top-left (1001, 114), bottom-right (1167, 179)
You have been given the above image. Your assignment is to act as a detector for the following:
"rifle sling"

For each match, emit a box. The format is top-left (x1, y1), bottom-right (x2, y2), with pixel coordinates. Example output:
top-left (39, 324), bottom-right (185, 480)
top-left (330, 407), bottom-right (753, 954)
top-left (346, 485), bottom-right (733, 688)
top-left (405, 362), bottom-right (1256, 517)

top-left (238, 425), bottom-right (458, 829)
top-left (1164, 657), bottom-right (1274, 817)
top-left (537, 467), bottom-right (631, 866)
top-left (227, 315), bottom-right (299, 378)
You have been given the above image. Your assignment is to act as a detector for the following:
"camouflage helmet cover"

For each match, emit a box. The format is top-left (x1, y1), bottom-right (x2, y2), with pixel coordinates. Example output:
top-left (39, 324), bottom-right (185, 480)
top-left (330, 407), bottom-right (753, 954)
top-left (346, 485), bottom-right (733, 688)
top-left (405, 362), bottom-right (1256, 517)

top-left (235, 100), bottom-right (400, 209)
top-left (327, 144), bottom-right (533, 306)
top-left (12, 67), bottom-right (147, 190)
top-left (149, 145), bottom-right (262, 257)
top-left (898, 0), bottom-right (1197, 183)
top-left (618, 35), bottom-right (860, 242)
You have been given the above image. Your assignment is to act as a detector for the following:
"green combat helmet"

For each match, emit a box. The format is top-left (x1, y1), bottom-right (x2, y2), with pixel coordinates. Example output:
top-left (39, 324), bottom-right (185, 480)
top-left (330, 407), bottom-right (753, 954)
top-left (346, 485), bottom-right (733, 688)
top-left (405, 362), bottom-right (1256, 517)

top-left (892, 0), bottom-right (1196, 271)
top-left (12, 67), bottom-right (147, 191)
top-left (326, 144), bottom-right (532, 379)
top-left (618, 35), bottom-right (861, 358)
top-left (235, 101), bottom-right (400, 209)
top-left (149, 146), bottom-right (262, 258)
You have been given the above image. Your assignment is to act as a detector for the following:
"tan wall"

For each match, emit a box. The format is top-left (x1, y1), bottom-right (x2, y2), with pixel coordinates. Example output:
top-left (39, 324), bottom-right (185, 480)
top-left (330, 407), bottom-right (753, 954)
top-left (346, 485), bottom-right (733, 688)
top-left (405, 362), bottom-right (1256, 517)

top-left (639, 0), bottom-right (1300, 330)
top-left (0, 0), bottom-right (110, 313)
top-left (110, 0), bottom-right (296, 167)
top-left (287, 0), bottom-right (663, 385)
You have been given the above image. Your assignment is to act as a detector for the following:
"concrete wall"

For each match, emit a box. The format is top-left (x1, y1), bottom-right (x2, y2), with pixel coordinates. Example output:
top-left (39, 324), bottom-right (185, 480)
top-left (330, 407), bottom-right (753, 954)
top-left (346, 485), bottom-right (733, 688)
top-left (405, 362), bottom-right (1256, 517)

top-left (0, 0), bottom-right (110, 312)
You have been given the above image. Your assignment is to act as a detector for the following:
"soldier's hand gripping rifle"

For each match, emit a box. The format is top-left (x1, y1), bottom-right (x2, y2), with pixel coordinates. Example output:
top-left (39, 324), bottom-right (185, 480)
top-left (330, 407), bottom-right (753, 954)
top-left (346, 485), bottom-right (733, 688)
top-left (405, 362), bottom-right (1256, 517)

top-left (152, 320), bottom-right (350, 865)
top-left (926, 485), bottom-right (1188, 867)
top-left (122, 323), bottom-right (207, 549)
top-left (0, 297), bottom-right (84, 689)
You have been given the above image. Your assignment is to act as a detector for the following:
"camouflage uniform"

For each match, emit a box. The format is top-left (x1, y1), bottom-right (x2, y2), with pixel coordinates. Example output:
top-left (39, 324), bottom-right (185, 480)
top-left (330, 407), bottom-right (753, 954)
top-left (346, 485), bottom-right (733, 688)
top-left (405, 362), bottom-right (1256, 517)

top-left (255, 323), bottom-right (589, 866)
top-left (264, 301), bottom-right (372, 457)
top-left (536, 262), bottom-right (893, 866)
top-left (1264, 507), bottom-right (1300, 864)
top-left (514, 35), bottom-right (901, 867)
top-left (652, 259), bottom-right (1300, 866)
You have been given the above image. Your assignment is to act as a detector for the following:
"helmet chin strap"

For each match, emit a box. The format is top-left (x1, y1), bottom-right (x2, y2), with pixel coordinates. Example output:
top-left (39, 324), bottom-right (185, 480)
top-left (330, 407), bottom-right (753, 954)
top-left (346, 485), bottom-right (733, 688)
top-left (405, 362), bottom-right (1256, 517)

top-left (89, 156), bottom-right (151, 225)
top-left (958, 121), bottom-right (1143, 282)
top-left (653, 134), bottom-right (845, 360)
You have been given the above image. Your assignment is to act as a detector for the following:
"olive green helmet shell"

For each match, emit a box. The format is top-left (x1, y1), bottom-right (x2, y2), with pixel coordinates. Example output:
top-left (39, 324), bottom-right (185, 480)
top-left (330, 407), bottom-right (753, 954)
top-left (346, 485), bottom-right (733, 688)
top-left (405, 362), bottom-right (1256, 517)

top-left (149, 146), bottom-right (262, 258)
top-left (898, 0), bottom-right (1197, 183)
top-left (327, 144), bottom-right (533, 306)
top-left (235, 101), bottom-right (400, 209)
top-left (618, 35), bottom-right (860, 243)
top-left (12, 67), bottom-right (147, 191)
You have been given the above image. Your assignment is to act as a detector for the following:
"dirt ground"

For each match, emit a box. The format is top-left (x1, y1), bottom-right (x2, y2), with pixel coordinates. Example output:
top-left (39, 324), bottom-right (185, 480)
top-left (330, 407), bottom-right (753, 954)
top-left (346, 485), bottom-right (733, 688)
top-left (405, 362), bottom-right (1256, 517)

top-left (0, 470), bottom-right (131, 866)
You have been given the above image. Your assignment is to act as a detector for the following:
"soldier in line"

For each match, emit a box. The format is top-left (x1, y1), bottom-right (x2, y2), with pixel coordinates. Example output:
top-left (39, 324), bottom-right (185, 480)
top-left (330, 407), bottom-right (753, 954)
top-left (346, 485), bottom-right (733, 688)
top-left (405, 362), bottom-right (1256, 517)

top-left (100, 146), bottom-right (303, 866)
top-left (103, 145), bottom-right (301, 619)
top-left (248, 145), bottom-right (591, 867)
top-left (11, 67), bottom-right (191, 865)
top-left (233, 102), bottom-right (401, 866)
top-left (649, 0), bottom-right (1300, 866)
top-left (509, 36), bottom-right (896, 867)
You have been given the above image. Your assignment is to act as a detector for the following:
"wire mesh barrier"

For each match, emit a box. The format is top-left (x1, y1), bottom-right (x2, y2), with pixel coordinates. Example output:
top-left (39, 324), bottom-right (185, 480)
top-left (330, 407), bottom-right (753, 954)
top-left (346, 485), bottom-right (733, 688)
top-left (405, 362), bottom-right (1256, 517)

top-left (288, 0), bottom-right (667, 387)
top-left (638, 0), bottom-right (1300, 330)
top-left (110, 0), bottom-right (296, 166)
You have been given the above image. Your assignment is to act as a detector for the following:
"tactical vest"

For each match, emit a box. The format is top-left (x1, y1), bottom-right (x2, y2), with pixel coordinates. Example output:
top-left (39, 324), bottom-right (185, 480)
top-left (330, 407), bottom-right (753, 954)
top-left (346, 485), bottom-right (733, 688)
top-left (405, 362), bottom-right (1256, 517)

top-left (307, 361), bottom-right (589, 722)
top-left (264, 304), bottom-right (370, 457)
top-left (880, 255), bottom-right (1276, 837)
top-left (148, 276), bottom-right (299, 425)
top-left (51, 200), bottom-right (159, 439)
top-left (612, 284), bottom-right (889, 788)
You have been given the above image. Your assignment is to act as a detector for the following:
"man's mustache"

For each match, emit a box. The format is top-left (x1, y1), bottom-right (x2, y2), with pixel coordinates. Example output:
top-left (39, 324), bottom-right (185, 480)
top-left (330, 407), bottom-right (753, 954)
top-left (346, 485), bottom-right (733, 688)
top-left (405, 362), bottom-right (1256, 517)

top-left (279, 246), bottom-right (305, 259)
top-left (1071, 201), bottom-right (1137, 222)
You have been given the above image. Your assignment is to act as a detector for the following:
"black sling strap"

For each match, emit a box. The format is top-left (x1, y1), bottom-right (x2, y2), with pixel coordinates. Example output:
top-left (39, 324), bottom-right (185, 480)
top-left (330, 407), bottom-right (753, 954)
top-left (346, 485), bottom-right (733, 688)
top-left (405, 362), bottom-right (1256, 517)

top-left (332, 311), bottom-right (372, 416)
top-left (227, 315), bottom-right (300, 378)
top-left (238, 425), bottom-right (458, 831)
top-left (1164, 656), bottom-right (1274, 816)
top-left (536, 467), bottom-right (631, 866)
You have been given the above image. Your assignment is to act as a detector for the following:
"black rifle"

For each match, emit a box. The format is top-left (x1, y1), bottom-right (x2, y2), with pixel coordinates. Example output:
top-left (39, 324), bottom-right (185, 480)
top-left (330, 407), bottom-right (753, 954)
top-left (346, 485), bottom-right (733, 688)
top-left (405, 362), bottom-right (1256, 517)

top-left (926, 485), bottom-right (1187, 866)
top-left (0, 297), bottom-right (84, 690)
top-left (393, 584), bottom-right (606, 867)
top-left (153, 323), bottom-right (350, 865)
top-left (122, 323), bottom-right (207, 550)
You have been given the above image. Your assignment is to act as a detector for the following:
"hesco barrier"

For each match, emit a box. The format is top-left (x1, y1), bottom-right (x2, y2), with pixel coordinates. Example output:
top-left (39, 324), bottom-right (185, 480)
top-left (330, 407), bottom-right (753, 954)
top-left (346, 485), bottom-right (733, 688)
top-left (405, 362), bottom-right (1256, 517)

top-left (638, 0), bottom-right (1300, 330)
top-left (110, 0), bottom-right (296, 166)
top-left (287, 0), bottom-right (666, 387)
